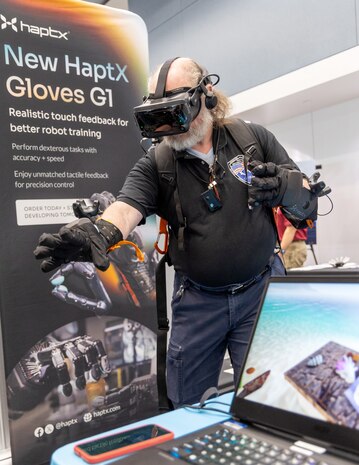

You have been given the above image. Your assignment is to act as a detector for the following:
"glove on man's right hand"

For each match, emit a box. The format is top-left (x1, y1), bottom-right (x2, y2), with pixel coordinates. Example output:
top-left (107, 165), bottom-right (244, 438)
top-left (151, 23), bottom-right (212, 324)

top-left (247, 161), bottom-right (303, 209)
top-left (34, 218), bottom-right (121, 273)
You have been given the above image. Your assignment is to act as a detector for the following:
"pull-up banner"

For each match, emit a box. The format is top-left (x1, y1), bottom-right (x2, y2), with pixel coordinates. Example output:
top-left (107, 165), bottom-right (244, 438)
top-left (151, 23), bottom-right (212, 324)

top-left (0, 2), bottom-right (160, 465)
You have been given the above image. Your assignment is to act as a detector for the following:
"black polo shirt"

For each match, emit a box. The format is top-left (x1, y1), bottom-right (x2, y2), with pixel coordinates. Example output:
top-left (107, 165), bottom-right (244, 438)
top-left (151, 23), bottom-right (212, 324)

top-left (118, 121), bottom-right (298, 286)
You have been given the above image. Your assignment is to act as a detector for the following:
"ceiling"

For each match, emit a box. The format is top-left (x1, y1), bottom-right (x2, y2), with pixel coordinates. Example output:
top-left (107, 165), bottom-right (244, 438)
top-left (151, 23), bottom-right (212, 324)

top-left (230, 46), bottom-right (359, 125)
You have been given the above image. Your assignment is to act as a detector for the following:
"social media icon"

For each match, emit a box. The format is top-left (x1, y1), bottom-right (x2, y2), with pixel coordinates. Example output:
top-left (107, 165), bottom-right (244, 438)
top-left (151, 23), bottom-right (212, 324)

top-left (34, 427), bottom-right (44, 438)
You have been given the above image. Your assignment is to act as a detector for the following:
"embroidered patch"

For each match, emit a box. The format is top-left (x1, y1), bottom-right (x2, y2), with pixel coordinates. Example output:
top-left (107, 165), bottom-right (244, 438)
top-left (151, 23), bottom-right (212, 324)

top-left (227, 155), bottom-right (252, 185)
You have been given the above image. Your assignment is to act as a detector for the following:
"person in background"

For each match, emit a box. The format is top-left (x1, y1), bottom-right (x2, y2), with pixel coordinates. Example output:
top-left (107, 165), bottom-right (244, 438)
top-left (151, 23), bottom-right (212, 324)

top-left (276, 207), bottom-right (308, 269)
top-left (34, 57), bottom-right (327, 408)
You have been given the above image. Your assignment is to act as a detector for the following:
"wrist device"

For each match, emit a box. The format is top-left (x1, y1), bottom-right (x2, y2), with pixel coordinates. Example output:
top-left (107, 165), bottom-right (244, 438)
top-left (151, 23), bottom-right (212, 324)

top-left (95, 219), bottom-right (123, 250)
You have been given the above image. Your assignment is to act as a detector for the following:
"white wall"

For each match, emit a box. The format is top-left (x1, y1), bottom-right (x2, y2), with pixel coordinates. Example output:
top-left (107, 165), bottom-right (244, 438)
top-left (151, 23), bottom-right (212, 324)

top-left (128, 0), bottom-right (359, 96)
top-left (267, 97), bottom-right (359, 265)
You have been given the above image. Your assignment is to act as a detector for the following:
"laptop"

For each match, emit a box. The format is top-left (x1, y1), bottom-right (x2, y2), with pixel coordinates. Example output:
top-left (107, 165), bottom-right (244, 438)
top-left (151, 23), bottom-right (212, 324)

top-left (115, 274), bottom-right (359, 464)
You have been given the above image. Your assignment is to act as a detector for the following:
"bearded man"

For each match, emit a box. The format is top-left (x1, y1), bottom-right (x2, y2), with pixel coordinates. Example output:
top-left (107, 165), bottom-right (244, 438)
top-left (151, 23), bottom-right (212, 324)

top-left (35, 57), bottom-right (324, 408)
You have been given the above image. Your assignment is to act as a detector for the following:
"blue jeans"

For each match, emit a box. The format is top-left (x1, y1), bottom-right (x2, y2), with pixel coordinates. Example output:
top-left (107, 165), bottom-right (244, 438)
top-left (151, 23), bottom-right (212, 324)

top-left (166, 254), bottom-right (285, 407)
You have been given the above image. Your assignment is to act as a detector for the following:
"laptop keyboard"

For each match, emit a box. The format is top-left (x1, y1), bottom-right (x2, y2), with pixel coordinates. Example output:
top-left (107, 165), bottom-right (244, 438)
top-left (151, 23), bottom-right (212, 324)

top-left (165, 428), bottom-right (328, 465)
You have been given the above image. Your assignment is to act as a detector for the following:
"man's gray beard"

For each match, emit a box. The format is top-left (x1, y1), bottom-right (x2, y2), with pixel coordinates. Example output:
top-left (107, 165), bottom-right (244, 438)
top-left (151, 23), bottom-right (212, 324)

top-left (163, 108), bottom-right (213, 152)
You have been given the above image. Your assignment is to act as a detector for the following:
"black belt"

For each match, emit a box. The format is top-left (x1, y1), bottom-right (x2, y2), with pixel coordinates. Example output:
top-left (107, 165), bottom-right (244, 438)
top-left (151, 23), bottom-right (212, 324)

top-left (187, 264), bottom-right (270, 296)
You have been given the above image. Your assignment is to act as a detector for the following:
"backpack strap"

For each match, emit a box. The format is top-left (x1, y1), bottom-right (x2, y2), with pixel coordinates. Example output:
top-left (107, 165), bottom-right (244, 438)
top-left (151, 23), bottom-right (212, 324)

top-left (154, 143), bottom-right (186, 252)
top-left (225, 117), bottom-right (263, 159)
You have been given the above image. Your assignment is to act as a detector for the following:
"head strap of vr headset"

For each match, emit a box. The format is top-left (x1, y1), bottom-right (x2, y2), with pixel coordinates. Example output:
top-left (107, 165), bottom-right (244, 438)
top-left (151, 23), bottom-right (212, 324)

top-left (153, 57), bottom-right (180, 99)
top-left (153, 57), bottom-right (212, 99)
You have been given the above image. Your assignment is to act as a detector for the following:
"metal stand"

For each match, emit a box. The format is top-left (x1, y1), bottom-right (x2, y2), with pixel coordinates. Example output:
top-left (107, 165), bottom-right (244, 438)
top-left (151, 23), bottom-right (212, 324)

top-left (308, 243), bottom-right (319, 265)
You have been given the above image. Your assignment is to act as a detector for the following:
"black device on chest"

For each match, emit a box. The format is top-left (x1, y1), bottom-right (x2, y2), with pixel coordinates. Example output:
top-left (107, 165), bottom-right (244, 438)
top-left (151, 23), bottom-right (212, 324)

top-left (201, 187), bottom-right (222, 212)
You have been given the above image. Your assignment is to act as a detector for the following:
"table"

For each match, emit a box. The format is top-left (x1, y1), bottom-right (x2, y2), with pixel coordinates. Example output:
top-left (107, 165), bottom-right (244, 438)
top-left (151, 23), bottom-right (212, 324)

top-left (50, 392), bottom-right (234, 464)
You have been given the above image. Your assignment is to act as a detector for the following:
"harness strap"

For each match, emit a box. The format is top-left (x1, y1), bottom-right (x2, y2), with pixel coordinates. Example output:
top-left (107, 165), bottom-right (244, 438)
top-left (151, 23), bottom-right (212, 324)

top-left (155, 255), bottom-right (173, 411)
top-left (173, 169), bottom-right (186, 252)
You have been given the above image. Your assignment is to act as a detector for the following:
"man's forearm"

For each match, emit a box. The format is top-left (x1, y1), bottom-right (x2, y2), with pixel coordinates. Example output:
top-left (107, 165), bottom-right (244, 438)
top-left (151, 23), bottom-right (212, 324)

top-left (101, 201), bottom-right (143, 239)
top-left (281, 226), bottom-right (297, 251)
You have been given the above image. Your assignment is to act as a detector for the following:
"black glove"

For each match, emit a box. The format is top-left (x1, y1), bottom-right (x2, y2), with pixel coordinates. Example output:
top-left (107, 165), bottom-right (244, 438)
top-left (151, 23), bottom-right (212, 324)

top-left (281, 171), bottom-right (331, 228)
top-left (247, 160), bottom-right (303, 208)
top-left (34, 218), bottom-right (123, 273)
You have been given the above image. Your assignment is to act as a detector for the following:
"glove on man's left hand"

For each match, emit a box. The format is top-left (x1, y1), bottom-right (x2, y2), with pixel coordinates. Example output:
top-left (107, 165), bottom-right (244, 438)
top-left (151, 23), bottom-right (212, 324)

top-left (247, 160), bottom-right (303, 208)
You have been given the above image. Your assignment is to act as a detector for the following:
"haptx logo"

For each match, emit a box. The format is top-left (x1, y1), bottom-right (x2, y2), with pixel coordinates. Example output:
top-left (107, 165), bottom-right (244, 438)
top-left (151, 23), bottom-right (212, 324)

top-left (1, 15), bottom-right (17, 32)
top-left (0, 13), bottom-right (69, 40)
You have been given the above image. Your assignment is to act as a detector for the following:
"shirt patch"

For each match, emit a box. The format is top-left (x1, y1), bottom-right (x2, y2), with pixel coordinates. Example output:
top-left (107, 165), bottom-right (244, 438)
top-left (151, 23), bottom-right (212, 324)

top-left (227, 155), bottom-right (252, 185)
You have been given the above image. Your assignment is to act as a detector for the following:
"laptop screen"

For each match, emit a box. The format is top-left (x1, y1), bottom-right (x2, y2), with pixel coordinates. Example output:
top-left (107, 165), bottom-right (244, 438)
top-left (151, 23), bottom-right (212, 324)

top-left (231, 275), bottom-right (359, 455)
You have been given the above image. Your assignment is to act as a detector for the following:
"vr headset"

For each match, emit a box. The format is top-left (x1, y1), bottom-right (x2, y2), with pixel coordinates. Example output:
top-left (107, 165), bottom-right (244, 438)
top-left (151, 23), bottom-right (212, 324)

top-left (134, 57), bottom-right (219, 139)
